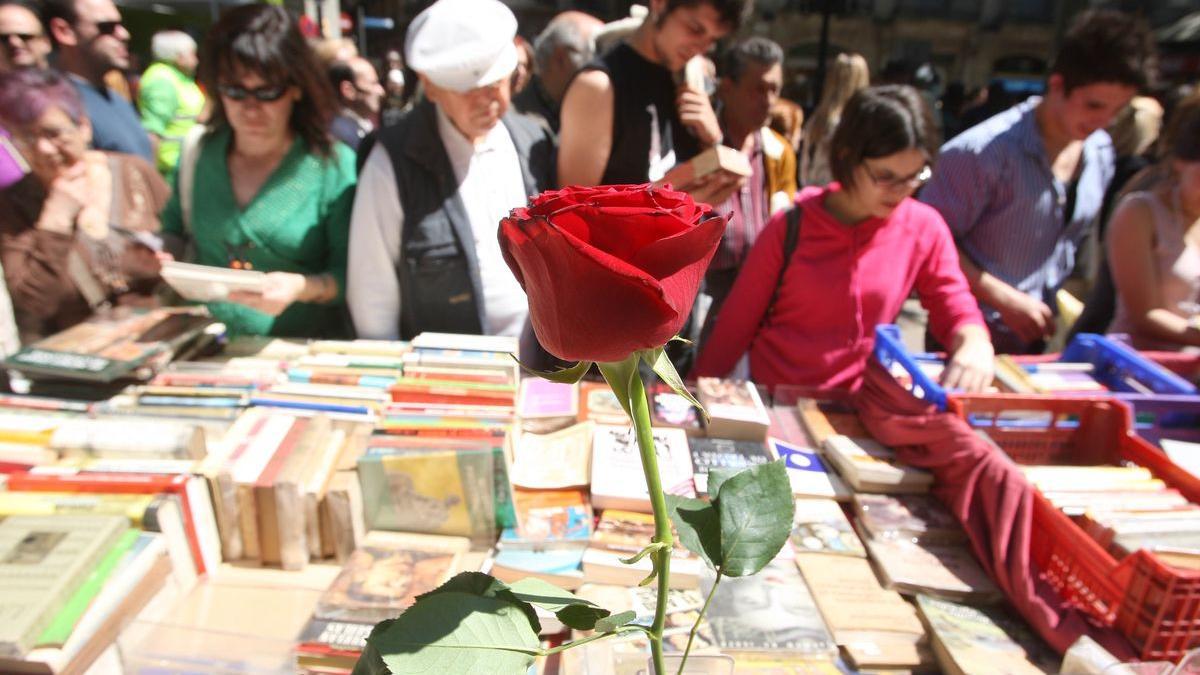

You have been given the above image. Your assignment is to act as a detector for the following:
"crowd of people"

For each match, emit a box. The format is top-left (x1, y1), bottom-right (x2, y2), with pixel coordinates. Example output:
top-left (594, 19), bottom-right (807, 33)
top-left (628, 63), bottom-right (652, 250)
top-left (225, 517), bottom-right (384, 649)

top-left (0, 0), bottom-right (1192, 396)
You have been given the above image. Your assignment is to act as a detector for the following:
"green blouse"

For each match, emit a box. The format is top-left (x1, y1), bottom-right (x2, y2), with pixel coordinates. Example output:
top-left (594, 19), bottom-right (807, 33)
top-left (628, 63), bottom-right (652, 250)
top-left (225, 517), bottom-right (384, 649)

top-left (161, 127), bottom-right (356, 338)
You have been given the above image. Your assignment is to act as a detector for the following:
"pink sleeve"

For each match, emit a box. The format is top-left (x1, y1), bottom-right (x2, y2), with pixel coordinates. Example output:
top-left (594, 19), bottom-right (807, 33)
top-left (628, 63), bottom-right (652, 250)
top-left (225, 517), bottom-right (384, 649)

top-left (912, 206), bottom-right (987, 346)
top-left (693, 208), bottom-right (791, 378)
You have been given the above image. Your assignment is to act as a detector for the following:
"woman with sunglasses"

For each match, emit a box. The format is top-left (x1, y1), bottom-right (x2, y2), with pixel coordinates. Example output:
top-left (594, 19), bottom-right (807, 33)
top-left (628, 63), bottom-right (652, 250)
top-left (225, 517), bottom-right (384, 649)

top-left (694, 85), bottom-right (994, 392)
top-left (0, 68), bottom-right (168, 343)
top-left (160, 4), bottom-right (355, 337)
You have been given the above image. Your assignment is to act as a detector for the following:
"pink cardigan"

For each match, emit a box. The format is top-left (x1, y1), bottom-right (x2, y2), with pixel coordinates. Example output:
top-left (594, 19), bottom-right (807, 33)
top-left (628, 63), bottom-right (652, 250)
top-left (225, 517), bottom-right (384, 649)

top-left (694, 185), bottom-right (986, 391)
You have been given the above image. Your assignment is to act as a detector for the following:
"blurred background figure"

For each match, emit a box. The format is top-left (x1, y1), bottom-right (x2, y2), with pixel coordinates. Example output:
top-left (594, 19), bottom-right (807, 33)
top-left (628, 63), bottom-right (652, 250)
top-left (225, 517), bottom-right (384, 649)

top-left (161, 3), bottom-right (355, 338)
top-left (0, 69), bottom-right (168, 343)
top-left (511, 35), bottom-right (533, 95)
top-left (43, 0), bottom-right (153, 161)
top-left (801, 51), bottom-right (869, 186)
top-left (311, 37), bottom-right (357, 67)
top-left (0, 0), bottom-right (49, 71)
top-left (328, 56), bottom-right (384, 151)
top-left (513, 10), bottom-right (602, 136)
top-left (769, 98), bottom-right (803, 157)
top-left (1107, 93), bottom-right (1200, 351)
top-left (138, 29), bottom-right (205, 181)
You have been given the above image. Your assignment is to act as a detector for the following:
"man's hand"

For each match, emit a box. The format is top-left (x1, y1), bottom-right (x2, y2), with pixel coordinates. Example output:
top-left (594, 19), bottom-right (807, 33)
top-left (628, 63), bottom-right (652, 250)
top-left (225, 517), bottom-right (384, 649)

top-left (678, 169), bottom-right (744, 208)
top-left (941, 325), bottom-right (994, 393)
top-left (995, 287), bottom-right (1056, 344)
top-left (676, 86), bottom-right (722, 147)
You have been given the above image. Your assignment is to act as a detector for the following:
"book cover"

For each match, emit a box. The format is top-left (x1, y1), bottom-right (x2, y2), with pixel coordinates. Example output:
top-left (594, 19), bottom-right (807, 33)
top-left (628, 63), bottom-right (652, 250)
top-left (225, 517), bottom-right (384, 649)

top-left (590, 425), bottom-right (694, 512)
top-left (822, 435), bottom-right (932, 493)
top-left (916, 594), bottom-right (1057, 675)
top-left (863, 537), bottom-right (1001, 602)
top-left (697, 377), bottom-right (770, 441)
top-left (652, 389), bottom-right (702, 435)
top-left (790, 498), bottom-right (866, 557)
top-left (795, 399), bottom-right (867, 444)
top-left (490, 547), bottom-right (586, 590)
top-left (509, 422), bottom-right (593, 490)
top-left (518, 379), bottom-right (577, 419)
top-left (702, 555), bottom-right (837, 657)
top-left (688, 437), bottom-right (774, 494)
top-left (508, 488), bottom-right (592, 545)
top-left (357, 448), bottom-right (496, 543)
top-left (36, 528), bottom-right (140, 646)
top-left (854, 494), bottom-right (965, 544)
top-left (579, 382), bottom-right (629, 426)
top-left (770, 437), bottom-right (850, 500)
top-left (793, 553), bottom-right (926, 646)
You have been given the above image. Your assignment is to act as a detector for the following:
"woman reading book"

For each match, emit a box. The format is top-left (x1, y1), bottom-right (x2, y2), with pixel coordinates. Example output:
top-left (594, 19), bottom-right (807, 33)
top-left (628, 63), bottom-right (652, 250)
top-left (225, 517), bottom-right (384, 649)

top-left (693, 85), bottom-right (994, 392)
top-left (0, 69), bottom-right (168, 343)
top-left (160, 4), bottom-right (355, 337)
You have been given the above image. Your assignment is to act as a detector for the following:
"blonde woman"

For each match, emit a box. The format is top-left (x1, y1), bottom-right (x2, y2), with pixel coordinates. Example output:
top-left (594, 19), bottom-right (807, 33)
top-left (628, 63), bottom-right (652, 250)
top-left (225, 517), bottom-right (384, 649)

top-left (801, 52), bottom-right (869, 186)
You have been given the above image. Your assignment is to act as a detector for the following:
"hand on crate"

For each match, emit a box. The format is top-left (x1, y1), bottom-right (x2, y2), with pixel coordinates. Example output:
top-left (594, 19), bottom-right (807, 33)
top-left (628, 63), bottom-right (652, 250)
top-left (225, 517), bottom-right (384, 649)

top-left (943, 325), bottom-right (994, 393)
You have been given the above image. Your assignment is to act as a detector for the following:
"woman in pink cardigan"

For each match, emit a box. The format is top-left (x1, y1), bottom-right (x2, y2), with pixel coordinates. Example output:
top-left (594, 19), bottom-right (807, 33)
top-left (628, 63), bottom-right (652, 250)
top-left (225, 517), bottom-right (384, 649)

top-left (694, 85), bottom-right (994, 392)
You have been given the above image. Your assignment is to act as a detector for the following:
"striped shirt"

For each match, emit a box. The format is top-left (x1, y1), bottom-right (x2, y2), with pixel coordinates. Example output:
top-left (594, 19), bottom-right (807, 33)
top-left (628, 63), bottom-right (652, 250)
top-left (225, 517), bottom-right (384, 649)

top-left (920, 97), bottom-right (1115, 352)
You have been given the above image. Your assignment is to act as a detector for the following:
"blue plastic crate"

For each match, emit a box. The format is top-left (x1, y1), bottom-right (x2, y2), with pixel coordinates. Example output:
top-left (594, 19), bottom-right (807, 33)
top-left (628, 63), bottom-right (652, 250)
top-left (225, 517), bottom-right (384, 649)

top-left (1061, 334), bottom-right (1198, 395)
top-left (872, 324), bottom-right (949, 410)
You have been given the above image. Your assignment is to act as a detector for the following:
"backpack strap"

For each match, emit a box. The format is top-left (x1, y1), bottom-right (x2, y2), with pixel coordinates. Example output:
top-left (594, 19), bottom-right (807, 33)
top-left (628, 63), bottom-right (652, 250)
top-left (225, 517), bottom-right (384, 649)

top-left (763, 205), bottom-right (802, 326)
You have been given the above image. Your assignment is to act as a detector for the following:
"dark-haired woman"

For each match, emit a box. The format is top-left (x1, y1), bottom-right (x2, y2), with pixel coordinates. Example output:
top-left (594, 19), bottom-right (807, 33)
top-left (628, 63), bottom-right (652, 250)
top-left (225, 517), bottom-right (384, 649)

top-left (694, 85), bottom-right (994, 392)
top-left (161, 4), bottom-right (355, 337)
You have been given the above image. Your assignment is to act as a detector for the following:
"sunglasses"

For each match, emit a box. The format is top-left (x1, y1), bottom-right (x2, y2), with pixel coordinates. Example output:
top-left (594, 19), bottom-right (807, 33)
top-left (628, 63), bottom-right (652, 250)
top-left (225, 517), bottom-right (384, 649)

top-left (218, 83), bottom-right (288, 102)
top-left (0, 32), bottom-right (43, 43)
top-left (93, 20), bottom-right (123, 36)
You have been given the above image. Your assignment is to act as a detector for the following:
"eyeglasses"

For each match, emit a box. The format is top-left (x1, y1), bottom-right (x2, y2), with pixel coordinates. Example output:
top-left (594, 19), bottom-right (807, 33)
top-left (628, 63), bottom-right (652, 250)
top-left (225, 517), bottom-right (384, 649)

top-left (218, 84), bottom-right (288, 103)
top-left (0, 32), bottom-right (43, 44)
top-left (862, 163), bottom-right (932, 192)
top-left (93, 20), bottom-right (123, 36)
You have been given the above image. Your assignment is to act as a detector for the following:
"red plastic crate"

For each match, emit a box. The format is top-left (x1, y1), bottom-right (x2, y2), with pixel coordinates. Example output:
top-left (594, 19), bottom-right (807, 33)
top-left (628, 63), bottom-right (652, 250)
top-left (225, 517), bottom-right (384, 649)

top-left (947, 394), bottom-right (1200, 661)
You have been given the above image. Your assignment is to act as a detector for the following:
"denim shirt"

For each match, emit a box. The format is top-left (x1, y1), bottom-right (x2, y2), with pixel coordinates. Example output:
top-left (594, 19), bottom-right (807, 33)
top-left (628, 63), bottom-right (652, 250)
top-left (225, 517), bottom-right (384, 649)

top-left (920, 97), bottom-right (1115, 350)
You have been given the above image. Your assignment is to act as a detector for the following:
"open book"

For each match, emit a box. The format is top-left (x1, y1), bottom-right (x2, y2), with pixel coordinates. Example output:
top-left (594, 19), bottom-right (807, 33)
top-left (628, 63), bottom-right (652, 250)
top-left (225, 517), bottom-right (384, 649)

top-left (160, 261), bottom-right (266, 302)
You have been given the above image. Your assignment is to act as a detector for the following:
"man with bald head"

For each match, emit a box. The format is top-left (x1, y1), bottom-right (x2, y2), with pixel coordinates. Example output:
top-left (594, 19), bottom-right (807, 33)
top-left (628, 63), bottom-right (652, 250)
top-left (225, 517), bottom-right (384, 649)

top-left (513, 10), bottom-right (602, 135)
top-left (329, 56), bottom-right (384, 150)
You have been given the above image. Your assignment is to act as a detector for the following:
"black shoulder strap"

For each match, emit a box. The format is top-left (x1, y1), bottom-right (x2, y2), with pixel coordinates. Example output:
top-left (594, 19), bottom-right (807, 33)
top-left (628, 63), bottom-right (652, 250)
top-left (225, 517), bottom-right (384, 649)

top-left (762, 206), bottom-right (802, 325)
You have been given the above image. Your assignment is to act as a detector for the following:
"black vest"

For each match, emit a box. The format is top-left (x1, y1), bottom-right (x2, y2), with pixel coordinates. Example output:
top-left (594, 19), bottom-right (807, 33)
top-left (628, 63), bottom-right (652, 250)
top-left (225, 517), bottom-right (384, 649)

top-left (376, 100), bottom-right (555, 340)
top-left (579, 42), bottom-right (701, 185)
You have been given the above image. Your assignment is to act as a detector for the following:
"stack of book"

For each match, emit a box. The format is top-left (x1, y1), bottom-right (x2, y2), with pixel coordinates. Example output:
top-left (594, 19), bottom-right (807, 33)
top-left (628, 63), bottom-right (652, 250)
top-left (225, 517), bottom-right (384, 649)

top-left (822, 435), bottom-right (932, 494)
top-left (994, 357), bottom-right (1108, 394)
top-left (917, 594), bottom-right (1058, 674)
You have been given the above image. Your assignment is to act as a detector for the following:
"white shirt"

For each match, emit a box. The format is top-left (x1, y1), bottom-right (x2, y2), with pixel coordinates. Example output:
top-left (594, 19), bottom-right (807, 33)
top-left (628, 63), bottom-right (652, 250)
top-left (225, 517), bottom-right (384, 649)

top-left (347, 107), bottom-right (530, 340)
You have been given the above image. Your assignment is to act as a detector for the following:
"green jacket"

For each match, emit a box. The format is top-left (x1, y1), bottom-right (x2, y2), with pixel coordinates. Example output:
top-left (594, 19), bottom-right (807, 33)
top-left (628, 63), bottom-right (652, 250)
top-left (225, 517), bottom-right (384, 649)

top-left (138, 62), bottom-right (205, 180)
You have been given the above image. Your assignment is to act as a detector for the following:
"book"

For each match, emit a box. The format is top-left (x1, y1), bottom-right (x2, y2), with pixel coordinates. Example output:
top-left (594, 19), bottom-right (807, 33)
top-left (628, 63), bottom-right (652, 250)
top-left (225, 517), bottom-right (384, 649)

top-left (653, 144), bottom-right (753, 189)
top-left (590, 425), bottom-right (695, 513)
top-left (508, 488), bottom-right (592, 546)
top-left (36, 528), bottom-right (140, 646)
top-left (314, 532), bottom-right (468, 625)
top-left (584, 509), bottom-right (702, 589)
top-left (697, 377), bottom-right (771, 441)
top-left (790, 498), bottom-right (866, 557)
top-left (853, 494), bottom-right (965, 544)
top-left (357, 447), bottom-right (497, 544)
top-left (916, 594), bottom-right (1057, 675)
top-left (702, 555), bottom-right (837, 658)
top-left (160, 260), bottom-right (267, 302)
top-left (320, 470), bottom-right (366, 563)
top-left (822, 435), bottom-right (933, 493)
top-left (490, 547), bottom-right (586, 590)
top-left (0, 514), bottom-right (128, 658)
top-left (651, 389), bottom-right (702, 436)
top-left (578, 381), bottom-right (630, 426)
top-left (769, 437), bottom-right (850, 500)
top-left (795, 399), bottom-right (867, 444)
top-left (508, 422), bottom-right (593, 490)
top-left (863, 536), bottom-right (1001, 603)
top-left (517, 379), bottom-right (578, 433)
top-left (410, 333), bottom-right (518, 354)
top-left (687, 437), bottom-right (774, 495)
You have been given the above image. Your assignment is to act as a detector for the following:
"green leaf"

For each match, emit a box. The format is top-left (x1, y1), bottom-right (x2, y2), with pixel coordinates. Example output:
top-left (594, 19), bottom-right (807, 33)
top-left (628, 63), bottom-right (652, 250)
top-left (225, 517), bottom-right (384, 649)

top-left (594, 610), bottom-right (638, 633)
top-left (369, 591), bottom-right (540, 674)
top-left (706, 467), bottom-right (739, 502)
top-left (416, 572), bottom-right (539, 633)
top-left (642, 347), bottom-right (709, 424)
top-left (715, 460), bottom-right (795, 577)
top-left (596, 357), bottom-right (640, 419)
top-left (618, 541), bottom-right (669, 566)
top-left (511, 357), bottom-right (593, 384)
top-left (508, 578), bottom-right (611, 632)
top-left (351, 620), bottom-right (395, 675)
top-left (665, 495), bottom-right (721, 570)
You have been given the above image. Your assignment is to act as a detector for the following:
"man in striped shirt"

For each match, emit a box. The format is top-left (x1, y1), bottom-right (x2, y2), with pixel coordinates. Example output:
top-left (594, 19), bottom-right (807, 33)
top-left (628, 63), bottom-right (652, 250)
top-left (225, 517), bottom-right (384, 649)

top-left (920, 10), bottom-right (1156, 354)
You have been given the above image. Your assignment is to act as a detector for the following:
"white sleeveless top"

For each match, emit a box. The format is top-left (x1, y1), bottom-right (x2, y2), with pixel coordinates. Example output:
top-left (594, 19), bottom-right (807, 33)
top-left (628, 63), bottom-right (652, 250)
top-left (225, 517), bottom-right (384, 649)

top-left (1110, 189), bottom-right (1200, 350)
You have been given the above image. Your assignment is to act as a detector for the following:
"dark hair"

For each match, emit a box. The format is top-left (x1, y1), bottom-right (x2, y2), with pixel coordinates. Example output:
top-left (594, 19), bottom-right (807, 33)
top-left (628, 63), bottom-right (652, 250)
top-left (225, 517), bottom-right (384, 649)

top-left (1052, 9), bottom-right (1157, 93)
top-left (719, 36), bottom-right (782, 83)
top-left (828, 84), bottom-right (937, 190)
top-left (39, 0), bottom-right (75, 46)
top-left (663, 0), bottom-right (752, 32)
top-left (1160, 93), bottom-right (1200, 163)
top-left (200, 4), bottom-right (335, 156)
top-left (0, 68), bottom-right (85, 129)
top-left (327, 59), bottom-right (355, 102)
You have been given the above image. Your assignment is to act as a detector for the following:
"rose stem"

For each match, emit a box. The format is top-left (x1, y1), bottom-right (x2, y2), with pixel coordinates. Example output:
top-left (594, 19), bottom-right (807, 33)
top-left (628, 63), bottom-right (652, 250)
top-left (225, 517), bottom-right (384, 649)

top-left (628, 367), bottom-right (672, 675)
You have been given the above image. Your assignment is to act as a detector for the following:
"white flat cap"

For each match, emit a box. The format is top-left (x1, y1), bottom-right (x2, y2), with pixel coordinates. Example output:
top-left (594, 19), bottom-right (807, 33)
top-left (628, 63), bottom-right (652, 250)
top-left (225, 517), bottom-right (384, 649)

top-left (405, 0), bottom-right (518, 93)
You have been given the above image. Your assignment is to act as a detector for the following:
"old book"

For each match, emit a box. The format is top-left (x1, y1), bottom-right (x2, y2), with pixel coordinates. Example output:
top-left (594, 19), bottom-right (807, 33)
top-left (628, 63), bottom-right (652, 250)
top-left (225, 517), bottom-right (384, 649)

top-left (490, 547), bottom-right (586, 590)
top-left (578, 381), bottom-right (630, 426)
top-left (770, 437), bottom-right (850, 501)
top-left (314, 532), bottom-right (468, 624)
top-left (822, 435), bottom-right (932, 493)
top-left (863, 536), bottom-right (1001, 603)
top-left (357, 447), bottom-right (497, 544)
top-left (160, 261), bottom-right (266, 302)
top-left (508, 421), bottom-right (593, 489)
top-left (687, 437), bottom-right (774, 495)
top-left (697, 377), bottom-right (770, 441)
top-left (652, 389), bottom-right (703, 437)
top-left (795, 399), bottom-right (868, 445)
top-left (854, 494), bottom-right (966, 544)
top-left (507, 488), bottom-right (592, 546)
top-left (0, 514), bottom-right (128, 658)
top-left (790, 498), bottom-right (865, 557)
top-left (35, 528), bottom-right (139, 647)
top-left (590, 425), bottom-right (695, 513)
top-left (584, 509), bottom-right (702, 589)
top-left (320, 470), bottom-right (366, 564)
top-left (654, 144), bottom-right (753, 189)
top-left (702, 555), bottom-right (837, 658)
top-left (517, 379), bottom-right (578, 433)
top-left (917, 594), bottom-right (1057, 675)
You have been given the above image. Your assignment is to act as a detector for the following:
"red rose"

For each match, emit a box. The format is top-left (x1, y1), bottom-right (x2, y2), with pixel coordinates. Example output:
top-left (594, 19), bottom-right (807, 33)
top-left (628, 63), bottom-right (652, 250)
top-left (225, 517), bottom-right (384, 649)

top-left (499, 184), bottom-right (726, 363)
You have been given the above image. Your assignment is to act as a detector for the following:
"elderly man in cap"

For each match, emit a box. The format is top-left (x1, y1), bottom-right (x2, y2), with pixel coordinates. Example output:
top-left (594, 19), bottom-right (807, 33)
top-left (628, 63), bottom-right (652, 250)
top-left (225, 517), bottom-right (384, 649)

top-left (347, 0), bottom-right (555, 343)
